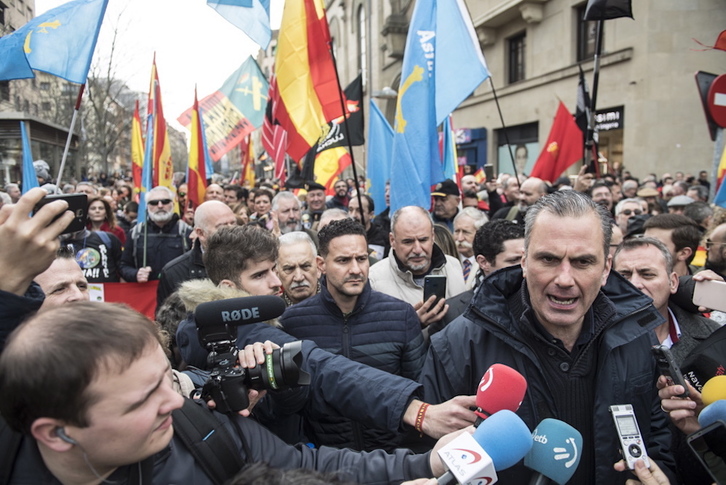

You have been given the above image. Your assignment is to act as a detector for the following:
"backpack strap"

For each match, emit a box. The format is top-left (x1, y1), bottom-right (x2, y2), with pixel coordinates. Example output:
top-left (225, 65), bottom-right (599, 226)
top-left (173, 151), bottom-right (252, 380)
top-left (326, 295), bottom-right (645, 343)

top-left (96, 230), bottom-right (111, 247)
top-left (0, 418), bottom-right (23, 485)
top-left (172, 399), bottom-right (246, 485)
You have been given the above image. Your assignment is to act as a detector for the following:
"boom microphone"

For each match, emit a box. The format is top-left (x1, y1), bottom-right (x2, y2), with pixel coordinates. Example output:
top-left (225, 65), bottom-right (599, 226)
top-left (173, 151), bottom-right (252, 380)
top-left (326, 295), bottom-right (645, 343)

top-left (437, 409), bottom-right (533, 485)
top-left (698, 400), bottom-right (726, 428)
top-left (194, 296), bottom-right (286, 346)
top-left (524, 419), bottom-right (583, 485)
top-left (475, 364), bottom-right (528, 425)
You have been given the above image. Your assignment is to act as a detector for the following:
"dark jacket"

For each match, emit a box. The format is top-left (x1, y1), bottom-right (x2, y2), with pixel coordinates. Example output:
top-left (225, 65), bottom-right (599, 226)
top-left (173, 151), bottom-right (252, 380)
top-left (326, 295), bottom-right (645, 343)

top-left (279, 279), bottom-right (426, 451)
top-left (157, 240), bottom-right (207, 307)
top-left (177, 312), bottom-right (423, 439)
top-left (0, 284), bottom-right (44, 349)
top-left (419, 266), bottom-right (676, 484)
top-left (119, 215), bottom-right (192, 282)
top-left (64, 229), bottom-right (123, 283)
top-left (4, 400), bottom-right (433, 484)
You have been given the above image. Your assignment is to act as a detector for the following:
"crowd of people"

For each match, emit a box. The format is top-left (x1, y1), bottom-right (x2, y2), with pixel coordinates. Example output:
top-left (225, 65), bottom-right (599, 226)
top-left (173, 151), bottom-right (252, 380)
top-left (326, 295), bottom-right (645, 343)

top-left (0, 164), bottom-right (724, 485)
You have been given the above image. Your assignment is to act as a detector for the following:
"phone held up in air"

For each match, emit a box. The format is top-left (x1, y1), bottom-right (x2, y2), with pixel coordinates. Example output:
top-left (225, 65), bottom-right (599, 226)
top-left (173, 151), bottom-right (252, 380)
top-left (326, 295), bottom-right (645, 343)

top-left (483, 164), bottom-right (494, 182)
top-left (687, 420), bottom-right (726, 485)
top-left (423, 275), bottom-right (447, 308)
top-left (609, 404), bottom-right (650, 470)
top-left (651, 344), bottom-right (690, 398)
top-left (693, 279), bottom-right (726, 313)
top-left (32, 193), bottom-right (87, 235)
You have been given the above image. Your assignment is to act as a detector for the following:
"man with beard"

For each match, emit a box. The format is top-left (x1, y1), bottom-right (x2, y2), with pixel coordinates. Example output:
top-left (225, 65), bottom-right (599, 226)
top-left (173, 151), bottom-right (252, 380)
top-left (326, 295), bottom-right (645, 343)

top-left (326, 180), bottom-right (350, 210)
top-left (277, 232), bottom-right (321, 306)
top-left (272, 191), bottom-right (303, 234)
top-left (589, 181), bottom-right (614, 215)
top-left (491, 177), bottom-right (547, 224)
top-left (279, 219), bottom-right (425, 451)
top-left (431, 179), bottom-right (460, 231)
top-left (120, 186), bottom-right (192, 282)
top-left (705, 222), bottom-right (726, 278)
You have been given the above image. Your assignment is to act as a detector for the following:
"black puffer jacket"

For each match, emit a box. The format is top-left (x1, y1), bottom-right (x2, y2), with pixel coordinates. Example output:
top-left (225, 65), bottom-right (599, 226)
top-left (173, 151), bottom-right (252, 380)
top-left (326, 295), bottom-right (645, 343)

top-left (280, 279), bottom-right (426, 451)
top-left (419, 266), bottom-right (676, 484)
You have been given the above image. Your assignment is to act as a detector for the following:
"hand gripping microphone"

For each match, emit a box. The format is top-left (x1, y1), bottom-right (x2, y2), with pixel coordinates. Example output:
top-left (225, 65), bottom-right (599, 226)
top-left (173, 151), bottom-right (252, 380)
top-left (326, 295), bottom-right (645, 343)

top-left (474, 364), bottom-right (528, 426)
top-left (194, 295), bottom-right (287, 347)
top-left (437, 409), bottom-right (533, 485)
top-left (698, 400), bottom-right (726, 428)
top-left (524, 419), bottom-right (583, 485)
top-left (701, 375), bottom-right (726, 406)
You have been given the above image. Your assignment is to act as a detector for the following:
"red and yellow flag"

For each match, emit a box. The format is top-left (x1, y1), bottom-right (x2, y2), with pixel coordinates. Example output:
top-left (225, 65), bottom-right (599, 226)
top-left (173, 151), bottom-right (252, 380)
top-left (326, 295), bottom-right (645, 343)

top-left (273, 0), bottom-right (344, 162)
top-left (148, 56), bottom-right (173, 189)
top-left (187, 88), bottom-right (207, 209)
top-left (240, 135), bottom-right (256, 188)
top-left (131, 100), bottom-right (144, 200)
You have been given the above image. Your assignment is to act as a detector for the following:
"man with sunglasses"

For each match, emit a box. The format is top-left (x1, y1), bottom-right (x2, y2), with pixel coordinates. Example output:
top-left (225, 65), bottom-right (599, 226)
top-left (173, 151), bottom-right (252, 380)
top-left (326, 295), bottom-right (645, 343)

top-left (614, 198), bottom-right (644, 233)
top-left (120, 186), bottom-right (192, 283)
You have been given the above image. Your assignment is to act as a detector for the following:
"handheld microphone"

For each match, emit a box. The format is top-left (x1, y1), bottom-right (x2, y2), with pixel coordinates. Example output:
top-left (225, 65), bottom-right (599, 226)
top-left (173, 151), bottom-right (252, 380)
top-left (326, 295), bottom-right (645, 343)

top-left (474, 364), bottom-right (528, 425)
top-left (701, 375), bottom-right (726, 406)
top-left (524, 419), bottom-right (583, 485)
top-left (698, 400), bottom-right (726, 428)
top-left (194, 296), bottom-right (286, 347)
top-left (437, 409), bottom-right (533, 485)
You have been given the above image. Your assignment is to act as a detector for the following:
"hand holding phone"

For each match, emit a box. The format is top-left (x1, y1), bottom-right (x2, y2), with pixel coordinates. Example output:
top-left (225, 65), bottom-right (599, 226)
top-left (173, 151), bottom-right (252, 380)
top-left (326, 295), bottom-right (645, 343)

top-left (32, 193), bottom-right (87, 235)
top-left (423, 275), bottom-right (446, 309)
top-left (687, 421), bottom-right (726, 485)
top-left (652, 345), bottom-right (689, 398)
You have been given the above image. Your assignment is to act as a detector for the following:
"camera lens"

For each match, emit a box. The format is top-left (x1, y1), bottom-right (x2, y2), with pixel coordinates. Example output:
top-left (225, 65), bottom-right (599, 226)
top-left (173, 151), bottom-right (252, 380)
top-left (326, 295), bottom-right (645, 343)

top-left (246, 341), bottom-right (311, 390)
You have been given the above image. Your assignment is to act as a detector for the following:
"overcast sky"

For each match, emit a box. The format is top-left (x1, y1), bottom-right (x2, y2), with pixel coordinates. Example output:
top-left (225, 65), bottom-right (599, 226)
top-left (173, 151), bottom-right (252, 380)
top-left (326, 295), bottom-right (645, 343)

top-left (36, 0), bottom-right (283, 130)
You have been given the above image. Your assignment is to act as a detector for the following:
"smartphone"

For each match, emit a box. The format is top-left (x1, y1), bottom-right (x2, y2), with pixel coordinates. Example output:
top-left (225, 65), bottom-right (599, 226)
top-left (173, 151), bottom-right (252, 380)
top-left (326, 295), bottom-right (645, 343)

top-left (651, 345), bottom-right (690, 398)
top-left (609, 404), bottom-right (650, 470)
top-left (32, 193), bottom-right (87, 235)
top-left (483, 164), bottom-right (494, 182)
top-left (693, 280), bottom-right (726, 312)
top-left (423, 275), bottom-right (447, 308)
top-left (687, 420), bottom-right (726, 485)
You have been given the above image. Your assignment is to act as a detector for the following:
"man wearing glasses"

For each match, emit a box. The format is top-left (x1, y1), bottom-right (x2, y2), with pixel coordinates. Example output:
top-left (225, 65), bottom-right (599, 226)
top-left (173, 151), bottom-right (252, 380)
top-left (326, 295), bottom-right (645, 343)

top-left (614, 198), bottom-right (643, 233)
top-left (705, 223), bottom-right (726, 279)
top-left (120, 186), bottom-right (192, 283)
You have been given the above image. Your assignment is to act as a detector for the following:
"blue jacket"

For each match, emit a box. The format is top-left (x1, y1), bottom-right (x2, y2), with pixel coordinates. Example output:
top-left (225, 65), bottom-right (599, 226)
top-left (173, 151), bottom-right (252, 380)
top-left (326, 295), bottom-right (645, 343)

top-left (280, 279), bottom-right (426, 450)
top-left (419, 266), bottom-right (676, 484)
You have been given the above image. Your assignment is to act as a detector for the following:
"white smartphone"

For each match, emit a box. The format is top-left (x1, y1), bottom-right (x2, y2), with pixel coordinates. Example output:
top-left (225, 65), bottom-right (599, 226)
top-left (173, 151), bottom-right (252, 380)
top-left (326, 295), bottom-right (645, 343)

top-left (609, 404), bottom-right (650, 470)
top-left (693, 280), bottom-right (726, 312)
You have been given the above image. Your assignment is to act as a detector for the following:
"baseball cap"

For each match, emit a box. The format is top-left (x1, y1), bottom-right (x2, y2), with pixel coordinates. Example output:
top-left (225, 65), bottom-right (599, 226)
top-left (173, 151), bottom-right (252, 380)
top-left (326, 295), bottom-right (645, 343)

top-left (431, 179), bottom-right (460, 198)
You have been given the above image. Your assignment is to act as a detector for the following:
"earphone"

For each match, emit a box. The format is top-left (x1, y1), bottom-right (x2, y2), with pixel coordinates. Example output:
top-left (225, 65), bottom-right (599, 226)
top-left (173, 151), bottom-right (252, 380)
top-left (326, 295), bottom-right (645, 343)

top-left (56, 427), bottom-right (78, 445)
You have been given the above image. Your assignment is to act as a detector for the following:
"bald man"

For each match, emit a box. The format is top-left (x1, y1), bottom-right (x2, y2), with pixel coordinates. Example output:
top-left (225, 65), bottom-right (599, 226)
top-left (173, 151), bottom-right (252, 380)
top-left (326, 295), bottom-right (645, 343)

top-left (157, 200), bottom-right (237, 306)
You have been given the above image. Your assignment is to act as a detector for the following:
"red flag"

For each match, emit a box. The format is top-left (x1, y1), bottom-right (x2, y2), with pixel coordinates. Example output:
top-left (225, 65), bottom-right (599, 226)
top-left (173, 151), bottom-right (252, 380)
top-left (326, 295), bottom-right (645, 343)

top-left (530, 102), bottom-right (583, 183)
top-left (131, 100), bottom-right (144, 201)
top-left (187, 87), bottom-right (207, 209)
top-left (147, 56), bottom-right (173, 188)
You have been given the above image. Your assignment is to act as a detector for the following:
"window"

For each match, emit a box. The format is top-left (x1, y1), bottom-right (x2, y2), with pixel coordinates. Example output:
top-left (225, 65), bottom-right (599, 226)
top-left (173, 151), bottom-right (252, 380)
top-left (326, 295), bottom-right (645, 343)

top-left (576, 5), bottom-right (599, 61)
top-left (40, 82), bottom-right (50, 90)
top-left (357, 4), bottom-right (367, 84)
top-left (0, 81), bottom-right (9, 102)
top-left (32, 103), bottom-right (38, 116)
top-left (508, 32), bottom-right (526, 84)
top-left (42, 101), bottom-right (52, 111)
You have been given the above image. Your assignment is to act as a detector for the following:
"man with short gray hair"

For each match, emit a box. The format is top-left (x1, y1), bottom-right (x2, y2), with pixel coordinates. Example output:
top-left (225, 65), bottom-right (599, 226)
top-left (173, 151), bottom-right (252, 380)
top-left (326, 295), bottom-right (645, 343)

top-left (120, 186), bottom-right (192, 282)
top-left (419, 190), bottom-right (676, 483)
top-left (4, 183), bottom-right (21, 203)
top-left (453, 207), bottom-right (488, 289)
top-left (277, 232), bottom-right (320, 306)
top-left (272, 191), bottom-right (303, 234)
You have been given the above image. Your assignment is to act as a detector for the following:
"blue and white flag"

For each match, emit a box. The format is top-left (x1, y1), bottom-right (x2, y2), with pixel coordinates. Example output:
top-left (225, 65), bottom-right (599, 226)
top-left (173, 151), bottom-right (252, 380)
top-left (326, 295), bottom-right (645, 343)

top-left (20, 122), bottom-right (39, 193)
top-left (207, 0), bottom-right (272, 49)
top-left (0, 0), bottom-right (108, 83)
top-left (137, 114), bottom-right (155, 224)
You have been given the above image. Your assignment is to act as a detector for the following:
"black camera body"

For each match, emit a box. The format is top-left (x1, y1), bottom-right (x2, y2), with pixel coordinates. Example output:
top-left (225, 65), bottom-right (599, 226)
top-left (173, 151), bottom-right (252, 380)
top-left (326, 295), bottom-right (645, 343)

top-left (195, 296), bottom-right (310, 415)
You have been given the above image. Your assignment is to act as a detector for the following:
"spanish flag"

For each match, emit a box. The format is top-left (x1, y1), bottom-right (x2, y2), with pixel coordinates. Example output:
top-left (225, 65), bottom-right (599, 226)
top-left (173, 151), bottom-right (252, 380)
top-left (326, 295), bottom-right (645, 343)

top-left (148, 56), bottom-right (173, 189)
top-left (187, 88), bottom-right (207, 209)
top-left (273, 0), bottom-right (345, 163)
top-left (131, 100), bottom-right (144, 199)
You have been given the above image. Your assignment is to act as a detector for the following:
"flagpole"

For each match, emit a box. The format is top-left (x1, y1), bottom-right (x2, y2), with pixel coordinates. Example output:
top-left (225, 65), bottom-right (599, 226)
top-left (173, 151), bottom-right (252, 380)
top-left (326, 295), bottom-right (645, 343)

top-left (55, 84), bottom-right (85, 187)
top-left (586, 19), bottom-right (604, 178)
top-left (326, 43), bottom-right (365, 226)
top-left (488, 78), bottom-right (520, 182)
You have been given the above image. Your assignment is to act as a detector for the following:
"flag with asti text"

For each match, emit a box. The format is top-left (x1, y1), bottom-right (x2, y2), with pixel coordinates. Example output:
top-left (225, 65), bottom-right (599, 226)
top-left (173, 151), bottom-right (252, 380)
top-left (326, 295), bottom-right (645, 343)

top-left (0, 0), bottom-right (108, 83)
top-left (178, 56), bottom-right (268, 162)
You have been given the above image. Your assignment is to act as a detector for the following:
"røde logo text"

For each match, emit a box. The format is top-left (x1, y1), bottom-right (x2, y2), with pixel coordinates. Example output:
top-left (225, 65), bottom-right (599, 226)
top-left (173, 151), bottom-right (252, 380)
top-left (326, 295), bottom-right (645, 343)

top-left (221, 307), bottom-right (261, 322)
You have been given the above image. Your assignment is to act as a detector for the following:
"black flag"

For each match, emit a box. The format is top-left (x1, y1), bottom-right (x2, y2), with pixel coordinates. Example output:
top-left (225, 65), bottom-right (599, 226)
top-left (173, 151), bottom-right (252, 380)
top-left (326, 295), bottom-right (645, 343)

top-left (583, 0), bottom-right (633, 21)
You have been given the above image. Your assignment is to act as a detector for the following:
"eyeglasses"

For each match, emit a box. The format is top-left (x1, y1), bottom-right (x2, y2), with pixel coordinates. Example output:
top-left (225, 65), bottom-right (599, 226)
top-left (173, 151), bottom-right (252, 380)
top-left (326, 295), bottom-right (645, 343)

top-left (706, 239), bottom-right (726, 250)
top-left (148, 199), bottom-right (172, 206)
top-left (621, 209), bottom-right (643, 216)
top-left (177, 192), bottom-right (186, 197)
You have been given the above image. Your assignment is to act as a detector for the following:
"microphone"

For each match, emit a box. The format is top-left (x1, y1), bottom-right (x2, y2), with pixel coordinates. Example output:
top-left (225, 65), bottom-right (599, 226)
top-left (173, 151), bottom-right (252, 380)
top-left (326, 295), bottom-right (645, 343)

top-left (524, 419), bottom-right (583, 485)
top-left (437, 409), bottom-right (533, 485)
top-left (194, 296), bottom-right (286, 347)
top-left (698, 400), bottom-right (726, 428)
top-left (702, 375), bottom-right (726, 406)
top-left (474, 364), bottom-right (528, 425)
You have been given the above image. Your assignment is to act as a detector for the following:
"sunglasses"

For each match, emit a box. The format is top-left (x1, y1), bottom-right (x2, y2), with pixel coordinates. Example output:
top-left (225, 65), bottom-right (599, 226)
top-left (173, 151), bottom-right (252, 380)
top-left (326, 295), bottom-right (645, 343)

top-left (148, 199), bottom-right (172, 206)
top-left (178, 192), bottom-right (187, 197)
top-left (621, 209), bottom-right (642, 216)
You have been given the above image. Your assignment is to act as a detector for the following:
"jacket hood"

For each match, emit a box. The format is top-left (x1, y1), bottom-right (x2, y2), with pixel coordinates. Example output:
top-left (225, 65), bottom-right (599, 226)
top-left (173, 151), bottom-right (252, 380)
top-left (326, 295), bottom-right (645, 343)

top-left (466, 265), bottom-right (663, 337)
top-left (177, 278), bottom-right (281, 327)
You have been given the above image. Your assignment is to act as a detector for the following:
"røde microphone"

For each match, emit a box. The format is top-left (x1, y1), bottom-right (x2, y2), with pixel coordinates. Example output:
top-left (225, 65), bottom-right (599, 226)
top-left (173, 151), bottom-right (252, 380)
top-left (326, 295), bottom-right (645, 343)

top-left (474, 364), bottom-right (528, 425)
top-left (698, 400), bottom-right (726, 428)
top-left (524, 419), bottom-right (583, 485)
top-left (702, 375), bottom-right (726, 406)
top-left (437, 409), bottom-right (533, 485)
top-left (194, 296), bottom-right (286, 346)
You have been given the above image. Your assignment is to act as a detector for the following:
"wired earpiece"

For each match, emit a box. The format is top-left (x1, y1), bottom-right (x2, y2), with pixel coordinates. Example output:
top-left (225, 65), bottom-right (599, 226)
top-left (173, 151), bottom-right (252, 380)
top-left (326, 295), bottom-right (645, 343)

top-left (56, 427), bottom-right (78, 445)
